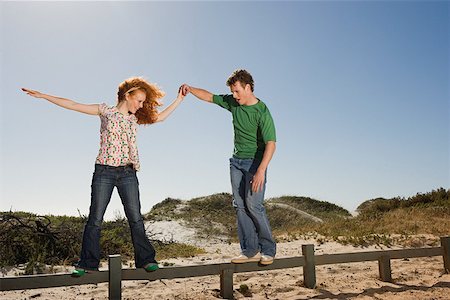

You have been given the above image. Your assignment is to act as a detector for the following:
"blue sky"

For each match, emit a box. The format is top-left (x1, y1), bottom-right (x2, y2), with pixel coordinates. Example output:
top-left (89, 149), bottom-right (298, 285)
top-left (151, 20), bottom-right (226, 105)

top-left (1, 1), bottom-right (448, 220)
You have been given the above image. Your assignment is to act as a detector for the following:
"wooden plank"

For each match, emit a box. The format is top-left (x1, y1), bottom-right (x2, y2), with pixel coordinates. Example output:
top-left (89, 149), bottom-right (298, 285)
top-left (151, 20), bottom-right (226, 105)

top-left (122, 257), bottom-right (305, 281)
top-left (315, 247), bottom-right (441, 265)
top-left (220, 267), bottom-right (234, 299)
top-left (316, 251), bottom-right (383, 265)
top-left (302, 244), bottom-right (316, 288)
top-left (441, 236), bottom-right (450, 273)
top-left (385, 247), bottom-right (442, 259)
top-left (378, 255), bottom-right (392, 282)
top-left (0, 271), bottom-right (109, 291)
top-left (108, 255), bottom-right (122, 300)
top-left (233, 256), bottom-right (305, 273)
top-left (122, 263), bottom-right (224, 281)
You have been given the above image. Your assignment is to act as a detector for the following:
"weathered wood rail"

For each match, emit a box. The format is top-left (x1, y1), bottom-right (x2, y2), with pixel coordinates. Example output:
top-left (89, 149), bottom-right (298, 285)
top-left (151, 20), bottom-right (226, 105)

top-left (1, 236), bottom-right (449, 299)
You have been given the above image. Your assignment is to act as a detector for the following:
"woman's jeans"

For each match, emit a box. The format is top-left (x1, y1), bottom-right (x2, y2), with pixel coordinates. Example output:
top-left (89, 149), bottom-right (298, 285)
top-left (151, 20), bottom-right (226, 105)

top-left (77, 164), bottom-right (156, 270)
top-left (230, 157), bottom-right (276, 257)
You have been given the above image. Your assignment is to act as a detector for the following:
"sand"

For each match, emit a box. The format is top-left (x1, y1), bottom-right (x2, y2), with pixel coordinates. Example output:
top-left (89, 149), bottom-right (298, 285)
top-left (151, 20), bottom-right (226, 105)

top-left (1, 220), bottom-right (449, 299)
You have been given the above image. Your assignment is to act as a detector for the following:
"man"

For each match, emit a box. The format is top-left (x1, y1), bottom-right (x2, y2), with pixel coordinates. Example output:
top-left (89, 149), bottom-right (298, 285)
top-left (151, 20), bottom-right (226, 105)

top-left (181, 69), bottom-right (276, 265)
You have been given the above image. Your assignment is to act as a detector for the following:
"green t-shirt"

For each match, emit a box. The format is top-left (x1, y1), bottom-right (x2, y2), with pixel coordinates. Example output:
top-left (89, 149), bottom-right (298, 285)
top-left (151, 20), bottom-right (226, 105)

top-left (213, 94), bottom-right (276, 160)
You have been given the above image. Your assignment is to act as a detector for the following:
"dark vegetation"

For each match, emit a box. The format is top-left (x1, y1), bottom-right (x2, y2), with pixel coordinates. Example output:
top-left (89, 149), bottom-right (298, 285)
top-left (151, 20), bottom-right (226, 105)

top-left (0, 212), bottom-right (203, 274)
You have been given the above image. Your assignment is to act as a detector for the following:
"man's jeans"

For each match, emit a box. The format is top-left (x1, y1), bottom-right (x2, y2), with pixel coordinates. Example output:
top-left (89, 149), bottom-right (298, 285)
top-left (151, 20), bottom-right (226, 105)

top-left (230, 157), bottom-right (276, 257)
top-left (77, 164), bottom-right (156, 270)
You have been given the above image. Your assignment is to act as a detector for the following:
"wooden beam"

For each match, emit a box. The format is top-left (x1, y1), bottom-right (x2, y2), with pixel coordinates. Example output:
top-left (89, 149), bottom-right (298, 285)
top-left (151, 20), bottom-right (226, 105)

top-left (0, 271), bottom-right (108, 291)
top-left (441, 236), bottom-right (450, 273)
top-left (315, 247), bottom-right (441, 265)
top-left (220, 267), bottom-right (234, 299)
top-left (378, 255), bottom-right (392, 282)
top-left (122, 263), bottom-right (223, 281)
top-left (108, 255), bottom-right (122, 300)
top-left (121, 257), bottom-right (305, 281)
top-left (233, 256), bottom-right (305, 273)
top-left (302, 244), bottom-right (316, 288)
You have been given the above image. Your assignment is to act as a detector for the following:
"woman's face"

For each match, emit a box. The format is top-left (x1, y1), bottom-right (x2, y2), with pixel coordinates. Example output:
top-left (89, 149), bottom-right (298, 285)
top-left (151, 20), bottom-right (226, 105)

top-left (126, 89), bottom-right (146, 114)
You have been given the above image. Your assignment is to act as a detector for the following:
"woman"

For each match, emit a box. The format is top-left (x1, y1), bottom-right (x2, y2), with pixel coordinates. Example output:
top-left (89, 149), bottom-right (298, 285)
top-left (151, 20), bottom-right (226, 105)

top-left (22, 77), bottom-right (184, 276)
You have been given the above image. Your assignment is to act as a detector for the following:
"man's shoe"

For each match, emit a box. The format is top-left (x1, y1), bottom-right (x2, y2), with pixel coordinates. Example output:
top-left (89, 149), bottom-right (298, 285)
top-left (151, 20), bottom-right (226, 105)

top-left (144, 263), bottom-right (159, 272)
top-left (259, 255), bottom-right (274, 265)
top-left (231, 253), bottom-right (261, 264)
top-left (71, 268), bottom-right (87, 277)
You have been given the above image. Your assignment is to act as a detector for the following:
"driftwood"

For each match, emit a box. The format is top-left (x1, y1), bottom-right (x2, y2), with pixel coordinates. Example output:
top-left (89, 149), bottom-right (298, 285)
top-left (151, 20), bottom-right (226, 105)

top-left (0, 212), bottom-right (83, 269)
top-left (1, 213), bottom-right (58, 241)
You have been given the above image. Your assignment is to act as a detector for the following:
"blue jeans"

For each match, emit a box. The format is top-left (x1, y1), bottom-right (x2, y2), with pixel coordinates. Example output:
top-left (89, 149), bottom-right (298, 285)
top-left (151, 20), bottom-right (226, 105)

top-left (230, 157), bottom-right (276, 257)
top-left (77, 164), bottom-right (156, 270)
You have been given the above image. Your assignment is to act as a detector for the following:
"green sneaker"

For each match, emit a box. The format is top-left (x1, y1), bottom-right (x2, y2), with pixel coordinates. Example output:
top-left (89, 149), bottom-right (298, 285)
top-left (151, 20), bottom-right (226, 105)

top-left (71, 268), bottom-right (87, 277)
top-left (144, 263), bottom-right (159, 272)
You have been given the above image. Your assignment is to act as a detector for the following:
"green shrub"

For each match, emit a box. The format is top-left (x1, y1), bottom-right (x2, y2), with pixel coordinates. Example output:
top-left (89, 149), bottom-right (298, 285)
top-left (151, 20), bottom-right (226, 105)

top-left (145, 197), bottom-right (183, 221)
top-left (357, 188), bottom-right (449, 216)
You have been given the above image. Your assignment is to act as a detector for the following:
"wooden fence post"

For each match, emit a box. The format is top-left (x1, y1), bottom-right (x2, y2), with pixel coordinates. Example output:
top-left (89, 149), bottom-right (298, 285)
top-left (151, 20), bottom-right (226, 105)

top-left (302, 244), bottom-right (316, 288)
top-left (378, 255), bottom-right (392, 282)
top-left (108, 255), bottom-right (122, 300)
top-left (441, 236), bottom-right (450, 273)
top-left (220, 266), bottom-right (234, 299)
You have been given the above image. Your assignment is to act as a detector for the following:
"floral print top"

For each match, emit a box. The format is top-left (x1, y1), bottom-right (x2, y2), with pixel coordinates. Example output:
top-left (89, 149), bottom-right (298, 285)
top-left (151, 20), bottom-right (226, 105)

top-left (95, 103), bottom-right (140, 171)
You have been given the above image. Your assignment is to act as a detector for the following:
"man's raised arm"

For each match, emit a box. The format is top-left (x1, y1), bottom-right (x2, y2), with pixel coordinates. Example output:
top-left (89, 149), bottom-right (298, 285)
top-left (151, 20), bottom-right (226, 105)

top-left (181, 84), bottom-right (213, 103)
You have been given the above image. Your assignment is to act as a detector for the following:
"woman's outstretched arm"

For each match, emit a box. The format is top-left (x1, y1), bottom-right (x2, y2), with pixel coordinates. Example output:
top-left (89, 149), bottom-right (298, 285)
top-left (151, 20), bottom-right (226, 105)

top-left (22, 88), bottom-right (100, 115)
top-left (155, 86), bottom-right (185, 122)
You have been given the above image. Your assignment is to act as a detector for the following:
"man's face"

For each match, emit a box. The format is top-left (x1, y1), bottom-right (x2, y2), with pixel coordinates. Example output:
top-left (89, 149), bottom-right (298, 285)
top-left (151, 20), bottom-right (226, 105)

top-left (230, 81), bottom-right (250, 105)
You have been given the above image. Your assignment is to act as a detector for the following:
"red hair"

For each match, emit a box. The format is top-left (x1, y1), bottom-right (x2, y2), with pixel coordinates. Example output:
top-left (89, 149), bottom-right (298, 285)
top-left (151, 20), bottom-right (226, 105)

top-left (117, 77), bottom-right (164, 124)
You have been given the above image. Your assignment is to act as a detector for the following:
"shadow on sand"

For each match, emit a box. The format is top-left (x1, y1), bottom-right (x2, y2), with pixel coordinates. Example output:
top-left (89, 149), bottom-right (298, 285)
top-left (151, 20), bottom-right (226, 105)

top-left (310, 280), bottom-right (450, 299)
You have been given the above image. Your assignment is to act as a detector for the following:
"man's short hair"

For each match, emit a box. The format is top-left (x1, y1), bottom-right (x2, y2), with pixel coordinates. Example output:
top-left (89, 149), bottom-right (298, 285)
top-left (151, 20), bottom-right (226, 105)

top-left (226, 69), bottom-right (254, 92)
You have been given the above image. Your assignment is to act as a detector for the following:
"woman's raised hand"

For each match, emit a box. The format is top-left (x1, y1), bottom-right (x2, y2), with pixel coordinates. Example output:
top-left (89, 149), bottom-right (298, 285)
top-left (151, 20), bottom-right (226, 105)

top-left (21, 88), bottom-right (45, 99)
top-left (177, 85), bottom-right (186, 100)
